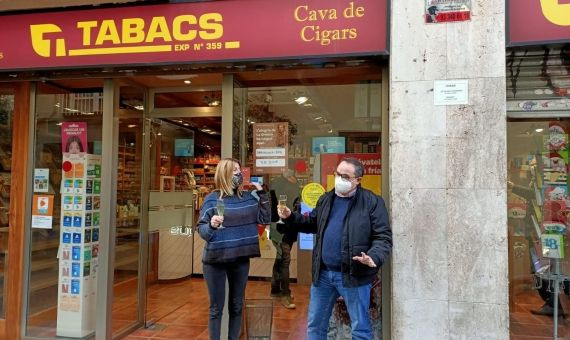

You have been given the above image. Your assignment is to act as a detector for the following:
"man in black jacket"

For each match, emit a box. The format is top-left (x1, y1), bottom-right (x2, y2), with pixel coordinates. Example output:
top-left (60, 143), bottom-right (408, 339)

top-left (277, 158), bottom-right (392, 340)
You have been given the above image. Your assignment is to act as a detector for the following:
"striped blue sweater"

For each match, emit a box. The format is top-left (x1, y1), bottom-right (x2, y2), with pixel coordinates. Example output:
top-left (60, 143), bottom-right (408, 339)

top-left (197, 190), bottom-right (271, 264)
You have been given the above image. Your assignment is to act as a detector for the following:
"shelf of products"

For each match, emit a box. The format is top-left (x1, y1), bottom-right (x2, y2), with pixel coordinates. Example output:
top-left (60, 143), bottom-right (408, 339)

top-left (117, 144), bottom-right (141, 229)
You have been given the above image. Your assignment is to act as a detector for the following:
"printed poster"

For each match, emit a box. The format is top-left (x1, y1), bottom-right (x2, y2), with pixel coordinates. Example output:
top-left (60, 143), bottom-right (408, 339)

top-left (34, 168), bottom-right (49, 193)
top-left (425, 0), bottom-right (471, 23)
top-left (31, 194), bottom-right (54, 229)
top-left (61, 122), bottom-right (87, 155)
top-left (320, 153), bottom-right (382, 195)
top-left (312, 137), bottom-right (346, 155)
top-left (253, 122), bottom-right (288, 174)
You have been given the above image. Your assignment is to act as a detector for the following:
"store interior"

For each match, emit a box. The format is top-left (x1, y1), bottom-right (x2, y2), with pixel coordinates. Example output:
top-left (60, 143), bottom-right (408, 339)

top-left (18, 61), bottom-right (385, 338)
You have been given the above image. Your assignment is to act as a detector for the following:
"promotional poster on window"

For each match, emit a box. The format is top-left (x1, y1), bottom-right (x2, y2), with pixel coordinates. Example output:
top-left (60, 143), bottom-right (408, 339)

top-left (61, 122), bottom-right (88, 156)
top-left (253, 122), bottom-right (288, 174)
top-left (425, 0), bottom-right (471, 23)
top-left (320, 153), bottom-right (381, 195)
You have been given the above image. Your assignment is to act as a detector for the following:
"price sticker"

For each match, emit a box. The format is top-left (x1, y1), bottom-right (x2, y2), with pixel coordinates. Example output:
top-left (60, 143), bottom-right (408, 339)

top-left (541, 234), bottom-right (565, 259)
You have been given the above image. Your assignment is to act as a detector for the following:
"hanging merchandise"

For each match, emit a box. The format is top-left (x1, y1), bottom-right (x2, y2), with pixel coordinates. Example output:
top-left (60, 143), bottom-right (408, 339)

top-left (56, 150), bottom-right (101, 337)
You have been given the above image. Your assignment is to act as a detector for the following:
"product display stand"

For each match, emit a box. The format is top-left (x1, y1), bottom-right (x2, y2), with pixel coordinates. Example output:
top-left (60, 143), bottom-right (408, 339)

top-left (56, 154), bottom-right (101, 337)
top-left (536, 259), bottom-right (570, 340)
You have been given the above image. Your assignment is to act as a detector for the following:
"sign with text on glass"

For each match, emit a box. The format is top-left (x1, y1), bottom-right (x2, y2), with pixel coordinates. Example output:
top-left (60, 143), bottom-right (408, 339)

top-left (253, 122), bottom-right (288, 175)
top-left (0, 0), bottom-right (388, 70)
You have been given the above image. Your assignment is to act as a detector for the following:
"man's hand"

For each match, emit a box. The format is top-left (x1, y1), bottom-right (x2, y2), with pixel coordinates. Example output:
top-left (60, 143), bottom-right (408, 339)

top-left (278, 206), bottom-right (291, 219)
top-left (352, 252), bottom-right (377, 268)
top-left (210, 215), bottom-right (224, 229)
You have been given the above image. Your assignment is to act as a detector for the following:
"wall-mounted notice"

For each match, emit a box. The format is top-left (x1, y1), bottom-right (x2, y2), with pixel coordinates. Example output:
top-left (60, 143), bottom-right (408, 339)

top-left (253, 122), bottom-right (288, 174)
top-left (31, 194), bottom-right (54, 229)
top-left (434, 80), bottom-right (469, 106)
top-left (57, 153), bottom-right (100, 338)
top-left (425, 0), bottom-right (471, 23)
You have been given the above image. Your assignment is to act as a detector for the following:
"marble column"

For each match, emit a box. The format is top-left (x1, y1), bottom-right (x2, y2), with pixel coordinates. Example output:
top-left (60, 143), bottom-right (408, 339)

top-left (389, 0), bottom-right (508, 338)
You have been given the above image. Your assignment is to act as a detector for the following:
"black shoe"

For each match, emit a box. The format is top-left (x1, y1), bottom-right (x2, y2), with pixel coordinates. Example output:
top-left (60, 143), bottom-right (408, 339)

top-left (531, 304), bottom-right (566, 317)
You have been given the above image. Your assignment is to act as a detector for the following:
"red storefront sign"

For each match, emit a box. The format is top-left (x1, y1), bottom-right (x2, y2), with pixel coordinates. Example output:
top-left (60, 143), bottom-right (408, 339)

top-left (0, 0), bottom-right (388, 70)
top-left (509, 0), bottom-right (570, 45)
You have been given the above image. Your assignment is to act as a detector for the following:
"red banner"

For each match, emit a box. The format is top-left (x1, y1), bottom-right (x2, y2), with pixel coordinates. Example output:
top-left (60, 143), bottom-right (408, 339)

top-left (509, 0), bottom-right (570, 45)
top-left (0, 0), bottom-right (387, 70)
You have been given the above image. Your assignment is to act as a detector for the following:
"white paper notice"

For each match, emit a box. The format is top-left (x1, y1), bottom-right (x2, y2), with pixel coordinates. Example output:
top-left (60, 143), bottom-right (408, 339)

top-left (434, 80), bottom-right (469, 105)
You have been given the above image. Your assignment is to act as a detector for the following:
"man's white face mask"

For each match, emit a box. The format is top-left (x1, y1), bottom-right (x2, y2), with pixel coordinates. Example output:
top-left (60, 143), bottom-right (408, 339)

top-left (334, 175), bottom-right (354, 194)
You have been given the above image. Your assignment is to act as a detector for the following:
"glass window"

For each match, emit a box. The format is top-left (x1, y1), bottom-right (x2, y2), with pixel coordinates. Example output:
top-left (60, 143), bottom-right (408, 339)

top-left (508, 119), bottom-right (570, 338)
top-left (26, 81), bottom-right (104, 337)
top-left (0, 89), bottom-right (14, 318)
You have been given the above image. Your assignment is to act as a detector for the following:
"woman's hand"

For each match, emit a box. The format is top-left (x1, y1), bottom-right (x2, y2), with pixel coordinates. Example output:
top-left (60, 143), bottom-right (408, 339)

top-left (251, 182), bottom-right (263, 191)
top-left (210, 215), bottom-right (224, 229)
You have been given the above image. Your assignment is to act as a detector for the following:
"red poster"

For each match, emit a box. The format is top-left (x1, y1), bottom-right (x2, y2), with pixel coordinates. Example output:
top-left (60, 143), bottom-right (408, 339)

top-left (509, 0), bottom-right (570, 44)
top-left (0, 0), bottom-right (388, 70)
top-left (320, 153), bottom-right (381, 194)
top-left (61, 122), bottom-right (87, 155)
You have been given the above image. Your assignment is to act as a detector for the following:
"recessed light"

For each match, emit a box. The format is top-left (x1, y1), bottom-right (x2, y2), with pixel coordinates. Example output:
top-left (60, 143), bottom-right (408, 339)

top-left (184, 80), bottom-right (192, 84)
top-left (184, 123), bottom-right (190, 126)
top-left (128, 124), bottom-right (137, 128)
top-left (295, 96), bottom-right (308, 105)
top-left (56, 122), bottom-right (63, 126)
top-left (157, 132), bottom-right (162, 136)
top-left (535, 128), bottom-right (544, 132)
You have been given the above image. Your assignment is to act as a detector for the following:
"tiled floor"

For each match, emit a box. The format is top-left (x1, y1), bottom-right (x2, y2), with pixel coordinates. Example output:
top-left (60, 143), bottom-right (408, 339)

top-left (510, 291), bottom-right (570, 339)
top-left (123, 279), bottom-right (310, 340)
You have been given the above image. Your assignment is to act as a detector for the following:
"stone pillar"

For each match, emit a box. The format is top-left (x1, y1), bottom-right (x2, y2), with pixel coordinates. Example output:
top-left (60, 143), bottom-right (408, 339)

top-left (389, 1), bottom-right (508, 339)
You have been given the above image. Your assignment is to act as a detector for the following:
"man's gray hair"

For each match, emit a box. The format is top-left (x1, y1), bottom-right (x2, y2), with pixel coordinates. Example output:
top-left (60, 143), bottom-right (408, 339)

top-left (341, 157), bottom-right (364, 178)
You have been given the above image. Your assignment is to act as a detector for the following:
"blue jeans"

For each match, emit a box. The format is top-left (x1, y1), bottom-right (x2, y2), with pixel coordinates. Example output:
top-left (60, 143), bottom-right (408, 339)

top-left (203, 260), bottom-right (250, 340)
top-left (307, 270), bottom-right (372, 340)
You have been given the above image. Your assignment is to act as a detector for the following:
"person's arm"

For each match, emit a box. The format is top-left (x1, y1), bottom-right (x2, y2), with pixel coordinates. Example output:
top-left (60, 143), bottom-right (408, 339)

top-left (366, 196), bottom-right (393, 267)
top-left (197, 195), bottom-right (217, 242)
top-left (279, 195), bottom-right (325, 234)
top-left (251, 188), bottom-right (271, 224)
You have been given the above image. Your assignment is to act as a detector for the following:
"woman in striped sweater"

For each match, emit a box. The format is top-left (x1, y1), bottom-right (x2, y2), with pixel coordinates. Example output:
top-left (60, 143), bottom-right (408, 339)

top-left (197, 158), bottom-right (271, 340)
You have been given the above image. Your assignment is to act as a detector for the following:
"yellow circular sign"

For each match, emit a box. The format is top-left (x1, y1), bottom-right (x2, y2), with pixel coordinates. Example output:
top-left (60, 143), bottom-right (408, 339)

top-left (302, 183), bottom-right (326, 208)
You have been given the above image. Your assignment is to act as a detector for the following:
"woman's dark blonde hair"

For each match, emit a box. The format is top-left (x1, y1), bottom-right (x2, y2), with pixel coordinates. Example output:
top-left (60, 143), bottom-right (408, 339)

top-left (214, 158), bottom-right (241, 198)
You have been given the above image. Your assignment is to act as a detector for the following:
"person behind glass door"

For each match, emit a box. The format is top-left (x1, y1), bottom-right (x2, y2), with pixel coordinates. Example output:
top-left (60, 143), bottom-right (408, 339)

top-left (277, 157), bottom-right (392, 340)
top-left (197, 158), bottom-right (271, 340)
top-left (269, 169), bottom-right (300, 309)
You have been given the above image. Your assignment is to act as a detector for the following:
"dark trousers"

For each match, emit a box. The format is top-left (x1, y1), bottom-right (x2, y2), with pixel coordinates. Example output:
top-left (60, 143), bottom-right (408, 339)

top-left (271, 240), bottom-right (292, 297)
top-left (203, 259), bottom-right (250, 340)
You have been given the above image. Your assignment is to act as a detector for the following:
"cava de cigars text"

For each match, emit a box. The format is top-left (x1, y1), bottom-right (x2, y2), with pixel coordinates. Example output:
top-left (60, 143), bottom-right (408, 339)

top-left (27, 2), bottom-right (371, 59)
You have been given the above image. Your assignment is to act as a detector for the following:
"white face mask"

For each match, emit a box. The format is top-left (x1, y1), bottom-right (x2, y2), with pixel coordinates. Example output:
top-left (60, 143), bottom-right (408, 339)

top-left (334, 175), bottom-right (354, 195)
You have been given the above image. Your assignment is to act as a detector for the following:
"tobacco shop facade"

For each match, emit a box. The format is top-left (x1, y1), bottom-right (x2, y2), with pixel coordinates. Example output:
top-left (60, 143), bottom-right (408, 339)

top-left (0, 0), bottom-right (565, 339)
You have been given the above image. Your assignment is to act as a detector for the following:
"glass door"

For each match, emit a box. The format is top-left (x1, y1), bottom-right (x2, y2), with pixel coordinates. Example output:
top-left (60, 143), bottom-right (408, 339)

top-left (143, 86), bottom-right (222, 326)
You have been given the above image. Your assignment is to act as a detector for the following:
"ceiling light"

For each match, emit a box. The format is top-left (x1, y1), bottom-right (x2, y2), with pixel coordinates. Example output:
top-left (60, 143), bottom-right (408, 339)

top-left (184, 80), bottom-right (192, 84)
top-left (535, 128), bottom-right (544, 132)
top-left (64, 108), bottom-right (79, 113)
top-left (295, 96), bottom-right (308, 105)
top-left (56, 122), bottom-right (63, 126)
top-left (128, 124), bottom-right (137, 128)
top-left (208, 100), bottom-right (221, 107)
top-left (82, 112), bottom-right (95, 115)
top-left (134, 105), bottom-right (144, 111)
top-left (157, 132), bottom-right (162, 136)
top-left (184, 123), bottom-right (190, 126)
